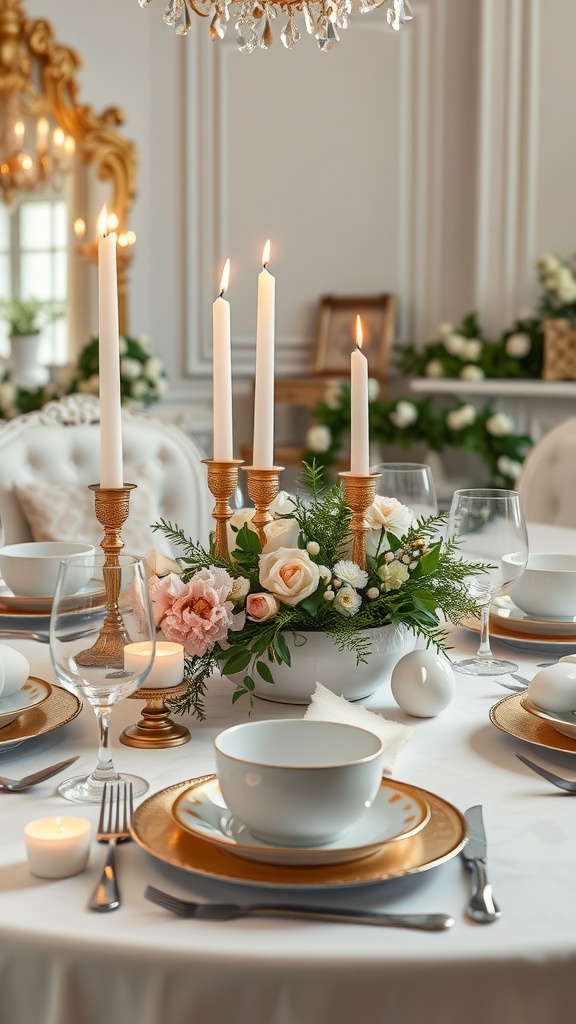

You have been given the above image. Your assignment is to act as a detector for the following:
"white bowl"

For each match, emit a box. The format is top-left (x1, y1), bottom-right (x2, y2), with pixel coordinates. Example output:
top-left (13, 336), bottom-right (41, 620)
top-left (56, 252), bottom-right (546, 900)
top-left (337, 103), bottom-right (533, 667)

top-left (0, 542), bottom-right (95, 598)
top-left (0, 644), bottom-right (30, 697)
top-left (509, 553), bottom-right (576, 619)
top-left (214, 719), bottom-right (385, 847)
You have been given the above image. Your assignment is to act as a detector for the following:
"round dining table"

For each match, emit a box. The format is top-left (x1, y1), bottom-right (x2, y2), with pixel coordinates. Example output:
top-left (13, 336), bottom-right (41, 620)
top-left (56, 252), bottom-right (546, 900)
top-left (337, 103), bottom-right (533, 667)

top-left (0, 523), bottom-right (575, 1024)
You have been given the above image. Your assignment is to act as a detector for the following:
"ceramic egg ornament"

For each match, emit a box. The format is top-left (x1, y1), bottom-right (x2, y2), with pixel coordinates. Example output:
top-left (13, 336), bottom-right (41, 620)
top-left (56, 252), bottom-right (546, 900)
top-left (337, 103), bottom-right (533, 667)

top-left (391, 650), bottom-right (455, 718)
top-left (527, 663), bottom-right (576, 713)
top-left (0, 644), bottom-right (30, 698)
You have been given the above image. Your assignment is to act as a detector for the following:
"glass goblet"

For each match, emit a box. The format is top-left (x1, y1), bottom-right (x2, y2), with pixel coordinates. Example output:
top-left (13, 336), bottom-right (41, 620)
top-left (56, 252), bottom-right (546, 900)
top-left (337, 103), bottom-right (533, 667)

top-left (446, 488), bottom-right (528, 675)
top-left (49, 553), bottom-right (155, 804)
top-left (373, 462), bottom-right (438, 520)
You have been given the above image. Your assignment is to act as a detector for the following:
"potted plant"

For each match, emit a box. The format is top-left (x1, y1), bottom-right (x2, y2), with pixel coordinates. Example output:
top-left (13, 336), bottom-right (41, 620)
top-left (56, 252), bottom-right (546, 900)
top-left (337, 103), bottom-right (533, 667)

top-left (0, 297), bottom-right (62, 388)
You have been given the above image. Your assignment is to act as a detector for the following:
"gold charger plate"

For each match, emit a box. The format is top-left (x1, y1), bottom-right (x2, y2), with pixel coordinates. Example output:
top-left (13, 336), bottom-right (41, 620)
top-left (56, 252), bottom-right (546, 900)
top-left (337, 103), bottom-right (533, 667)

top-left (490, 692), bottom-right (576, 754)
top-left (131, 775), bottom-right (467, 889)
top-left (460, 614), bottom-right (576, 653)
top-left (0, 682), bottom-right (82, 752)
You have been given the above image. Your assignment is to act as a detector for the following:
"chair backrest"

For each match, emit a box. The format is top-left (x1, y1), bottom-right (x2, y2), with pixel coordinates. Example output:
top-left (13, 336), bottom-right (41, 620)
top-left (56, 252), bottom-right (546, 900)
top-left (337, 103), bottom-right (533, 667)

top-left (0, 393), bottom-right (211, 558)
top-left (516, 416), bottom-right (576, 527)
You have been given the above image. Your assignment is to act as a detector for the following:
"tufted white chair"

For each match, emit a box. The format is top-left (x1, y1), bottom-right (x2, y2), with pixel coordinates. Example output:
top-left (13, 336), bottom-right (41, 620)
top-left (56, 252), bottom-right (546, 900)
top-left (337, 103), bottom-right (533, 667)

top-left (0, 393), bottom-right (212, 557)
top-left (516, 417), bottom-right (576, 527)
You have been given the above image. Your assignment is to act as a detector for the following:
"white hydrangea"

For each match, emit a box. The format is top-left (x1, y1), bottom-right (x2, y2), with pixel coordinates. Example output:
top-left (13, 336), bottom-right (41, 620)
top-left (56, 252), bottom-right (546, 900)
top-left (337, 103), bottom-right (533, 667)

top-left (389, 400), bottom-right (418, 428)
top-left (555, 267), bottom-right (576, 303)
top-left (497, 455), bottom-right (522, 479)
top-left (460, 365), bottom-right (485, 381)
top-left (144, 357), bottom-right (164, 382)
top-left (131, 379), bottom-right (149, 398)
top-left (120, 357), bottom-right (142, 381)
top-left (136, 334), bottom-right (151, 353)
top-left (425, 359), bottom-right (444, 378)
top-left (537, 253), bottom-right (560, 275)
top-left (306, 424), bottom-right (332, 453)
top-left (444, 333), bottom-right (467, 357)
top-left (505, 333), bottom-right (531, 358)
top-left (438, 322), bottom-right (453, 338)
top-left (446, 404), bottom-right (477, 431)
top-left (462, 339), bottom-right (482, 361)
top-left (486, 412), bottom-right (513, 437)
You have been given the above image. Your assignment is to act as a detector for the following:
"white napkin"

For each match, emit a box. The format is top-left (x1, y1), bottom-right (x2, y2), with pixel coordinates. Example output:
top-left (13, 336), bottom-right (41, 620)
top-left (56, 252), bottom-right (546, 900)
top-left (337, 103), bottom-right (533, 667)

top-left (304, 682), bottom-right (413, 775)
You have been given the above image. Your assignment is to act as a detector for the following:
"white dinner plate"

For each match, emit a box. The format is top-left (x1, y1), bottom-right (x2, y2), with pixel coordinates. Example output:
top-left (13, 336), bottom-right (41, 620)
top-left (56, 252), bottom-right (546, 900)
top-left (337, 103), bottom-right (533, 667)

top-left (0, 585), bottom-right (55, 614)
top-left (490, 596), bottom-right (576, 637)
top-left (0, 676), bottom-right (51, 728)
top-left (520, 695), bottom-right (576, 740)
top-left (461, 614), bottom-right (576, 655)
top-left (172, 777), bottom-right (431, 866)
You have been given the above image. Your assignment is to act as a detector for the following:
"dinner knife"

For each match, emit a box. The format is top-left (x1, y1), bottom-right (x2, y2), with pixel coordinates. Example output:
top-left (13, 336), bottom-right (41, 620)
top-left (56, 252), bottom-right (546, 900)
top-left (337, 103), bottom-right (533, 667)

top-left (461, 805), bottom-right (501, 923)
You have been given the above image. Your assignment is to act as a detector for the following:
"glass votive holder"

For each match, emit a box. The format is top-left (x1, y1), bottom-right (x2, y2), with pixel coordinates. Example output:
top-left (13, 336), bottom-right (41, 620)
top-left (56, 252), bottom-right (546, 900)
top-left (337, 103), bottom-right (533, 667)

top-left (24, 816), bottom-right (91, 879)
top-left (124, 641), bottom-right (184, 689)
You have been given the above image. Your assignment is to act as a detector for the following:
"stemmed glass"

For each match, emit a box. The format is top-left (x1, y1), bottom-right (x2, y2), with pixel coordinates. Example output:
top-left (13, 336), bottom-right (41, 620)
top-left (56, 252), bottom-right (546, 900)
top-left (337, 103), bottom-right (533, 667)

top-left (446, 488), bottom-right (528, 675)
top-left (373, 462), bottom-right (438, 519)
top-left (50, 553), bottom-right (156, 804)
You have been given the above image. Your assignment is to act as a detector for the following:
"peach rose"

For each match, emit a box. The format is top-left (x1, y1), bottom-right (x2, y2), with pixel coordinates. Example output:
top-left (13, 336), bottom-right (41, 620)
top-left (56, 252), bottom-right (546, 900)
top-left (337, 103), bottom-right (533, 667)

top-left (259, 547), bottom-right (320, 607)
top-left (246, 592), bottom-right (281, 622)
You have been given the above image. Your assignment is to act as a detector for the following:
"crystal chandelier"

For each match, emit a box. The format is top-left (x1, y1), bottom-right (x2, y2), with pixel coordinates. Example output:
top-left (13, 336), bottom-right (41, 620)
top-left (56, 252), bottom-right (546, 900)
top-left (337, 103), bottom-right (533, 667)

top-left (139, 0), bottom-right (412, 52)
top-left (0, 0), bottom-right (76, 208)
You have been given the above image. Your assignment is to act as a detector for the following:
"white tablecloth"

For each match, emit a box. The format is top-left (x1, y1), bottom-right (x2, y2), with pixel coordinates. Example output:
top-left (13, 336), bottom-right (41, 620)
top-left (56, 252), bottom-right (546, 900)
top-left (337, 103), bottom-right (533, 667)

top-left (0, 523), bottom-right (575, 1024)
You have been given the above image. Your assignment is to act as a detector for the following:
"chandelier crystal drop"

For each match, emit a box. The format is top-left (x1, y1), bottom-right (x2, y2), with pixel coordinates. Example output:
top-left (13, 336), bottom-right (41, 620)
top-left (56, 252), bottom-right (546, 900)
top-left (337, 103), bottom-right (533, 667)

top-left (139, 0), bottom-right (411, 51)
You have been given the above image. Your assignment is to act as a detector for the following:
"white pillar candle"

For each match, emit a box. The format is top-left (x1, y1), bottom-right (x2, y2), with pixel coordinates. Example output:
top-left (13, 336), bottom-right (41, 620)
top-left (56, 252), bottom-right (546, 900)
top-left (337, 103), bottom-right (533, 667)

top-left (24, 817), bottom-right (91, 879)
top-left (212, 258), bottom-right (233, 461)
top-left (98, 204), bottom-right (123, 488)
top-left (252, 240), bottom-right (275, 468)
top-left (124, 641), bottom-right (184, 689)
top-left (350, 315), bottom-right (370, 476)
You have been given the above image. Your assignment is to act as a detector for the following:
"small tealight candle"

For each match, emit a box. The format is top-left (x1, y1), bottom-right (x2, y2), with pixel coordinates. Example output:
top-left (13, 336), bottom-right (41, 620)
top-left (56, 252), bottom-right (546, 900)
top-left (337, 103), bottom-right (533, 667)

top-left (124, 641), bottom-right (184, 689)
top-left (24, 816), bottom-right (91, 879)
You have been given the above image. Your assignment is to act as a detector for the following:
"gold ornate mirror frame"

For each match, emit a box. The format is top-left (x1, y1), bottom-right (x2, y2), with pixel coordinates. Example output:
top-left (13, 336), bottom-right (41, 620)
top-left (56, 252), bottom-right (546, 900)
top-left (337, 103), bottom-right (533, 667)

top-left (0, 0), bottom-right (136, 334)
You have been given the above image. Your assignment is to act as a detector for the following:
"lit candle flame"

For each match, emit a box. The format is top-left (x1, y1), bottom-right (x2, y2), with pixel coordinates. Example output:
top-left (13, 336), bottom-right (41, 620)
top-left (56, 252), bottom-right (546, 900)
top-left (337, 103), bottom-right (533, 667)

top-left (107, 211), bottom-right (119, 232)
top-left (219, 257), bottom-right (230, 296)
top-left (73, 217), bottom-right (86, 238)
top-left (355, 314), bottom-right (363, 350)
top-left (53, 127), bottom-right (64, 147)
top-left (98, 204), bottom-right (109, 237)
top-left (262, 239), bottom-right (271, 268)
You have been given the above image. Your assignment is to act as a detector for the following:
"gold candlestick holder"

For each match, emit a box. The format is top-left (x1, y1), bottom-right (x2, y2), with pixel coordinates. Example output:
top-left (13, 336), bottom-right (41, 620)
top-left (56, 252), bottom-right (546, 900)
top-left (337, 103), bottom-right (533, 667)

top-left (242, 465), bottom-right (284, 547)
top-left (339, 472), bottom-right (380, 570)
top-left (203, 458), bottom-right (244, 561)
top-left (75, 483), bottom-right (136, 668)
top-left (120, 681), bottom-right (191, 748)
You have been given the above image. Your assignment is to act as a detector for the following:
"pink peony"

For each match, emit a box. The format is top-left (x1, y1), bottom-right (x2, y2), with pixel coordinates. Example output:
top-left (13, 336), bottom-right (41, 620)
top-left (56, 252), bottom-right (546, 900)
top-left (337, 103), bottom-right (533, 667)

top-left (150, 566), bottom-right (238, 657)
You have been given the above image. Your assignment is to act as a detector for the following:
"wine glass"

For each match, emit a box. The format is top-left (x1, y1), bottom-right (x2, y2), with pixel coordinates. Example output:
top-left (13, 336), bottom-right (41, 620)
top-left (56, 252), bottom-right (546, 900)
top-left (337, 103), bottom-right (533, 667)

top-left (446, 488), bottom-right (528, 675)
top-left (50, 553), bottom-right (156, 804)
top-left (373, 462), bottom-right (438, 520)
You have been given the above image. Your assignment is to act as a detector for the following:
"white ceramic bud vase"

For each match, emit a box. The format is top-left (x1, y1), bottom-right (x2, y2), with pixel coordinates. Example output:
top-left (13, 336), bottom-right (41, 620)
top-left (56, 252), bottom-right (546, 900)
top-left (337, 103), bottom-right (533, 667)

top-left (9, 334), bottom-right (49, 388)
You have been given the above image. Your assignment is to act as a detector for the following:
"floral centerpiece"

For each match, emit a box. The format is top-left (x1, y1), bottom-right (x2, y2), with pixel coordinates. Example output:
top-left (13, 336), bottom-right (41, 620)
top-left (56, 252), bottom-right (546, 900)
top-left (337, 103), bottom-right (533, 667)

top-left (71, 335), bottom-right (168, 410)
top-left (148, 465), bottom-right (485, 720)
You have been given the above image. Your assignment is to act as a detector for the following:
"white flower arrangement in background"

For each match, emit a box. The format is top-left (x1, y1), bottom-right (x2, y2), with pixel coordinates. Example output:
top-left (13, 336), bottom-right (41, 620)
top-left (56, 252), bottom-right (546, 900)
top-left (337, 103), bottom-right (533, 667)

top-left (70, 335), bottom-right (169, 410)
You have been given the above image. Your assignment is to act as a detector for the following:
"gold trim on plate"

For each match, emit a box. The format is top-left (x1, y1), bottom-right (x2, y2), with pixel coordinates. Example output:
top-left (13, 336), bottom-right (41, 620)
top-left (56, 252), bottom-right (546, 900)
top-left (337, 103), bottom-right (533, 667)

top-left (490, 692), bottom-right (576, 754)
top-left (131, 775), bottom-right (467, 889)
top-left (0, 683), bottom-right (82, 748)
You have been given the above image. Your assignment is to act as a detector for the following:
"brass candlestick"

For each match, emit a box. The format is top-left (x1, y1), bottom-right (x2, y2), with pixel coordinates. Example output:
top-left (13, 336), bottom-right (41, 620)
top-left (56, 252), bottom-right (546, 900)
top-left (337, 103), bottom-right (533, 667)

top-left (339, 472), bottom-right (380, 570)
top-left (242, 465), bottom-right (284, 547)
top-left (75, 483), bottom-right (136, 668)
top-left (203, 458), bottom-right (244, 561)
top-left (120, 681), bottom-right (190, 748)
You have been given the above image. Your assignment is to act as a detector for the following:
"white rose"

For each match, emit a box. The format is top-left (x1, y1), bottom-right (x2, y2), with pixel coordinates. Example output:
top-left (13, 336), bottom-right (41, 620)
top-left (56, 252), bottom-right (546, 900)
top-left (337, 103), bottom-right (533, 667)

top-left (446, 404), bottom-right (476, 431)
top-left (368, 378), bottom-right (380, 402)
top-left (460, 365), bottom-right (485, 381)
top-left (121, 357), bottom-right (142, 381)
top-left (557, 271), bottom-right (576, 303)
top-left (365, 495), bottom-right (415, 537)
top-left (438, 322), bottom-right (453, 338)
top-left (259, 547), bottom-right (320, 607)
top-left (462, 339), bottom-right (482, 361)
top-left (306, 424), bottom-right (332, 453)
top-left (333, 584), bottom-right (362, 617)
top-left (131, 379), bottom-right (149, 398)
top-left (144, 357), bottom-right (164, 382)
top-left (229, 576), bottom-right (250, 602)
top-left (227, 509), bottom-right (258, 553)
top-left (389, 400), bottom-right (418, 429)
top-left (333, 560), bottom-right (369, 590)
top-left (262, 517), bottom-right (300, 553)
top-left (270, 491), bottom-right (297, 518)
top-left (425, 359), bottom-right (444, 378)
top-left (378, 560), bottom-right (410, 591)
top-left (505, 333), bottom-right (531, 358)
top-left (497, 455), bottom-right (522, 479)
top-left (486, 412), bottom-right (513, 437)
top-left (537, 253), bottom-right (560, 275)
top-left (444, 333), bottom-right (467, 357)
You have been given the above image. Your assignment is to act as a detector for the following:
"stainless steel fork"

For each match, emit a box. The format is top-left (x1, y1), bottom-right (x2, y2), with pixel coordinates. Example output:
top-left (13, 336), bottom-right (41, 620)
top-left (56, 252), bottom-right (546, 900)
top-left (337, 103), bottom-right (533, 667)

top-left (516, 753), bottom-right (576, 793)
top-left (89, 781), bottom-right (133, 912)
top-left (144, 885), bottom-right (454, 930)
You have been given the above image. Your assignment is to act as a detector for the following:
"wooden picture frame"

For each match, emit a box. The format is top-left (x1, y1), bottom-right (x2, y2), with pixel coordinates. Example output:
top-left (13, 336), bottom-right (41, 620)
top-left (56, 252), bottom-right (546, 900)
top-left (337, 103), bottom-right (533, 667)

top-left (542, 318), bottom-right (576, 380)
top-left (312, 294), bottom-right (397, 379)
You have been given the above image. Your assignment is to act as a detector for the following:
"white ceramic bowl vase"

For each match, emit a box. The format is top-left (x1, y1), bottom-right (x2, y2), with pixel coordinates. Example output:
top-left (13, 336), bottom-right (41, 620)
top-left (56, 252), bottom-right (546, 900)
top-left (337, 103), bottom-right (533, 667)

top-left (214, 719), bottom-right (386, 847)
top-left (228, 623), bottom-right (415, 705)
